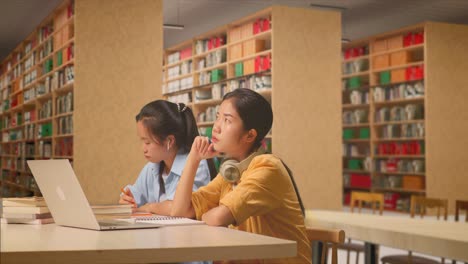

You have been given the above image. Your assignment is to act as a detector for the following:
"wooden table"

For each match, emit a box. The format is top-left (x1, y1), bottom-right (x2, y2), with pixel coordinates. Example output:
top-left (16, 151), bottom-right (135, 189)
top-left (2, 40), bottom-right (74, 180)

top-left (305, 210), bottom-right (468, 264)
top-left (0, 223), bottom-right (296, 263)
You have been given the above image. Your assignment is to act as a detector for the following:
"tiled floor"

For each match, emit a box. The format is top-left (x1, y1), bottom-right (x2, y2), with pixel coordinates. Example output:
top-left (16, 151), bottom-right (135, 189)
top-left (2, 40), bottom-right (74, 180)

top-left (325, 207), bottom-right (467, 264)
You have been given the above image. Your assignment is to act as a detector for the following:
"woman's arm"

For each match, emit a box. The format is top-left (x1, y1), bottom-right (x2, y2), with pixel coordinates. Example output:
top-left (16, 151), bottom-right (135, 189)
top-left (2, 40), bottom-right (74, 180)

top-left (137, 200), bottom-right (173, 215)
top-left (170, 152), bottom-right (199, 218)
top-left (119, 163), bottom-right (153, 207)
top-left (202, 205), bottom-right (235, 226)
top-left (171, 137), bottom-right (218, 218)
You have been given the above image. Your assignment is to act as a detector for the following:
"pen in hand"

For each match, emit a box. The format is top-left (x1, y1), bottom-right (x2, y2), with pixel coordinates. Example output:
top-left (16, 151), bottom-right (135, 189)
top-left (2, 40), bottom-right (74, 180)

top-left (120, 187), bottom-right (136, 207)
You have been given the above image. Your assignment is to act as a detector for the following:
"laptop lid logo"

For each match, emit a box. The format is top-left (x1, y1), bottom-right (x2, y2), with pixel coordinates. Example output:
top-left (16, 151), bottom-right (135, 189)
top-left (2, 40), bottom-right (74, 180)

top-left (56, 186), bottom-right (66, 201)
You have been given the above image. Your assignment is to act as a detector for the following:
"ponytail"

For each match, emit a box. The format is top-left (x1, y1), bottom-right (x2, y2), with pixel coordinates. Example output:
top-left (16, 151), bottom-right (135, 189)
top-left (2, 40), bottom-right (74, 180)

top-left (177, 102), bottom-right (199, 153)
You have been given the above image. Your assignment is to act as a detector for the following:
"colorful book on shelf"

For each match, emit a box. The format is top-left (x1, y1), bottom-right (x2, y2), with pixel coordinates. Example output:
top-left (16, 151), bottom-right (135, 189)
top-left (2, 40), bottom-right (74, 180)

top-left (1, 196), bottom-right (47, 207)
top-left (1, 217), bottom-right (54, 225)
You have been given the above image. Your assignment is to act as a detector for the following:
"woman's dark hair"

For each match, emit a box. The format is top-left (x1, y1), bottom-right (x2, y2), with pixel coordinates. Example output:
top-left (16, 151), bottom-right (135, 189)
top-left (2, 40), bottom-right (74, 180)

top-left (135, 100), bottom-right (198, 154)
top-left (222, 88), bottom-right (273, 150)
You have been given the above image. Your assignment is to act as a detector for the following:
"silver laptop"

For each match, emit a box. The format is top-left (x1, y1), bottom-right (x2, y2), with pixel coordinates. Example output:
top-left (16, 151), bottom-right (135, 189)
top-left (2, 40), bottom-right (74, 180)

top-left (27, 159), bottom-right (162, 230)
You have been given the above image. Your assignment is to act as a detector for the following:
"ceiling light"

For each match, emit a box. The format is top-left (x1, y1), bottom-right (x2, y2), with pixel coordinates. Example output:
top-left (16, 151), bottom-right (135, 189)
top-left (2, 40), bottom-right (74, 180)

top-left (163, 24), bottom-right (184, 30)
top-left (310, 3), bottom-right (347, 12)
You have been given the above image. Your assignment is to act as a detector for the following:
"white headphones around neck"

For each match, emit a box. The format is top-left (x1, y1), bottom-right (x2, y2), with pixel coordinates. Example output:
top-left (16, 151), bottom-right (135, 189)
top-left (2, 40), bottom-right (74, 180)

top-left (219, 149), bottom-right (265, 183)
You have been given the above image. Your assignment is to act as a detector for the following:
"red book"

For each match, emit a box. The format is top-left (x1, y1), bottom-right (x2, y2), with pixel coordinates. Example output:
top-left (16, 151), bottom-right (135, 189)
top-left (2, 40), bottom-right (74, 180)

top-left (262, 18), bottom-right (270, 31)
top-left (262, 55), bottom-right (271, 71)
top-left (414, 32), bottom-right (424, 44)
top-left (254, 56), bottom-right (261, 72)
top-left (253, 20), bottom-right (261, 34)
top-left (403, 32), bottom-right (412, 47)
top-left (350, 174), bottom-right (371, 188)
top-left (67, 2), bottom-right (74, 18)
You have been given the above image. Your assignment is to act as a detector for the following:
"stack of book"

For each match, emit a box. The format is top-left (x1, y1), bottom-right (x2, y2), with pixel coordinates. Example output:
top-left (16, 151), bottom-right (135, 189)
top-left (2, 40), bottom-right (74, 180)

top-left (1, 197), bottom-right (54, 225)
top-left (92, 204), bottom-right (133, 220)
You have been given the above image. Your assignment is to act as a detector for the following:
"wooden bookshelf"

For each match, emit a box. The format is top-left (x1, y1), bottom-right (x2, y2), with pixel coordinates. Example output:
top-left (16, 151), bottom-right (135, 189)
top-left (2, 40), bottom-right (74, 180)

top-left (0, 0), bottom-right (75, 197)
top-left (1, 0), bottom-right (164, 204)
top-left (341, 22), bottom-right (468, 213)
top-left (162, 6), bottom-right (342, 210)
top-left (162, 8), bottom-right (275, 154)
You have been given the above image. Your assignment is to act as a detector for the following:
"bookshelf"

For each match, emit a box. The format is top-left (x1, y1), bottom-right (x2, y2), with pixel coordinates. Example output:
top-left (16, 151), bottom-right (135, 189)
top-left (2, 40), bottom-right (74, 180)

top-left (341, 22), bottom-right (468, 213)
top-left (1, 0), bottom-right (164, 204)
top-left (162, 6), bottom-right (342, 210)
top-left (0, 0), bottom-right (75, 197)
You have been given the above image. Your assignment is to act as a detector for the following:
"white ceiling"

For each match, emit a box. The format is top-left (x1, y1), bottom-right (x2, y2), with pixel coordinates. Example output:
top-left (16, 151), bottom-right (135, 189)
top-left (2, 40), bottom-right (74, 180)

top-left (2, 0), bottom-right (468, 61)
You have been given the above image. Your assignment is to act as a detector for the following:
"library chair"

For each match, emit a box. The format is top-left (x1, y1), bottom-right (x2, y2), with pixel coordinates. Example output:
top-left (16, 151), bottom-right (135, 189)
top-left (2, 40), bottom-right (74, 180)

top-left (381, 196), bottom-right (449, 264)
top-left (410, 195), bottom-right (448, 220)
top-left (350, 191), bottom-right (384, 215)
top-left (337, 192), bottom-right (384, 264)
top-left (306, 227), bottom-right (345, 264)
top-left (455, 199), bottom-right (468, 222)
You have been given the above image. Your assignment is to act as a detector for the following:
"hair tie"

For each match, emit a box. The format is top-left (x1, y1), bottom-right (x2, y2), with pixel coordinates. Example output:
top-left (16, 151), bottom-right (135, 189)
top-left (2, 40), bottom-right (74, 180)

top-left (177, 103), bottom-right (187, 113)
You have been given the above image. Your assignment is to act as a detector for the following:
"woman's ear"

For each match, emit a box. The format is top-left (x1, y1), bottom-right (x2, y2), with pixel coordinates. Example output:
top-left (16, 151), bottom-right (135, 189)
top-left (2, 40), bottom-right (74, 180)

top-left (166, 135), bottom-right (176, 149)
top-left (245, 129), bottom-right (257, 143)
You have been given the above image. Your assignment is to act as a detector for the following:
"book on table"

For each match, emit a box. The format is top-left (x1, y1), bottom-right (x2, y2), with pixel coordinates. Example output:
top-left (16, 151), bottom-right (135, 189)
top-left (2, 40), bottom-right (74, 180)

top-left (1, 212), bottom-right (52, 220)
top-left (1, 197), bottom-right (53, 225)
top-left (1, 196), bottom-right (47, 207)
top-left (1, 217), bottom-right (55, 225)
top-left (2, 206), bottom-right (50, 214)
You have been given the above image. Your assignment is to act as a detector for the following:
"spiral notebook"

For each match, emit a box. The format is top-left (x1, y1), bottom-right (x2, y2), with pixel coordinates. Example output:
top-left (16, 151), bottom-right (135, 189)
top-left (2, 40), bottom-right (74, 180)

top-left (133, 215), bottom-right (205, 226)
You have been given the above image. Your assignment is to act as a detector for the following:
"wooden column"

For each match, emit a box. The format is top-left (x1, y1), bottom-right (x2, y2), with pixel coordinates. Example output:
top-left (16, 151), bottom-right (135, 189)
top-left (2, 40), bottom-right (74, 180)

top-left (272, 6), bottom-right (342, 210)
top-left (74, 0), bottom-right (163, 204)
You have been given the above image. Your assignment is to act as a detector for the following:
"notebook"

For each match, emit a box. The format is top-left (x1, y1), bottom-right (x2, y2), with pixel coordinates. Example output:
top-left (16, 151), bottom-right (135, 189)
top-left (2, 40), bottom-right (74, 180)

top-left (27, 159), bottom-right (162, 231)
top-left (133, 215), bottom-right (204, 226)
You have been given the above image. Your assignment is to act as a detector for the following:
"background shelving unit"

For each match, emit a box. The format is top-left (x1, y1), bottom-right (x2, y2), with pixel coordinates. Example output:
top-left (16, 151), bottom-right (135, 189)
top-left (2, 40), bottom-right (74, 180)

top-left (1, 0), bottom-right (165, 205)
top-left (162, 6), bottom-right (342, 210)
top-left (0, 0), bottom-right (75, 197)
top-left (162, 9), bottom-right (274, 163)
top-left (342, 22), bottom-right (468, 213)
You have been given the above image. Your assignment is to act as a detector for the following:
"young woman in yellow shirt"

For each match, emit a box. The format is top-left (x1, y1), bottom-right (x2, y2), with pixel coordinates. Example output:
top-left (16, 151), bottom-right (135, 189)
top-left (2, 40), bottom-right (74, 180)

top-left (171, 88), bottom-right (311, 264)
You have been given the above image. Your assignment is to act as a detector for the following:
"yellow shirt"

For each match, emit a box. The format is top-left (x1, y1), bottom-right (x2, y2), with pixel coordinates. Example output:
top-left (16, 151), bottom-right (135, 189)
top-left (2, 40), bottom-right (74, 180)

top-left (192, 154), bottom-right (311, 264)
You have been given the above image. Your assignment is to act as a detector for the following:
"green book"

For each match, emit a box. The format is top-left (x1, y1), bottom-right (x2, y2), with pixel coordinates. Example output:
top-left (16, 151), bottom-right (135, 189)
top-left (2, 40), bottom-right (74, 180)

top-left (57, 50), bottom-right (63, 66)
top-left (359, 128), bottom-right (370, 139)
top-left (348, 76), bottom-right (361, 89)
top-left (348, 159), bottom-right (362, 170)
top-left (380, 71), bottom-right (391, 85)
top-left (41, 123), bottom-right (53, 137)
top-left (343, 129), bottom-right (354, 140)
top-left (235, 63), bottom-right (243, 77)
top-left (211, 69), bottom-right (224, 83)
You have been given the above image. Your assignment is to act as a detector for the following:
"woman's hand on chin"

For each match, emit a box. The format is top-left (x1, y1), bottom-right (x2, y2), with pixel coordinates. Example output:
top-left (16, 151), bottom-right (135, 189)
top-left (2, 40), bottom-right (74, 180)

top-left (190, 136), bottom-right (219, 161)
